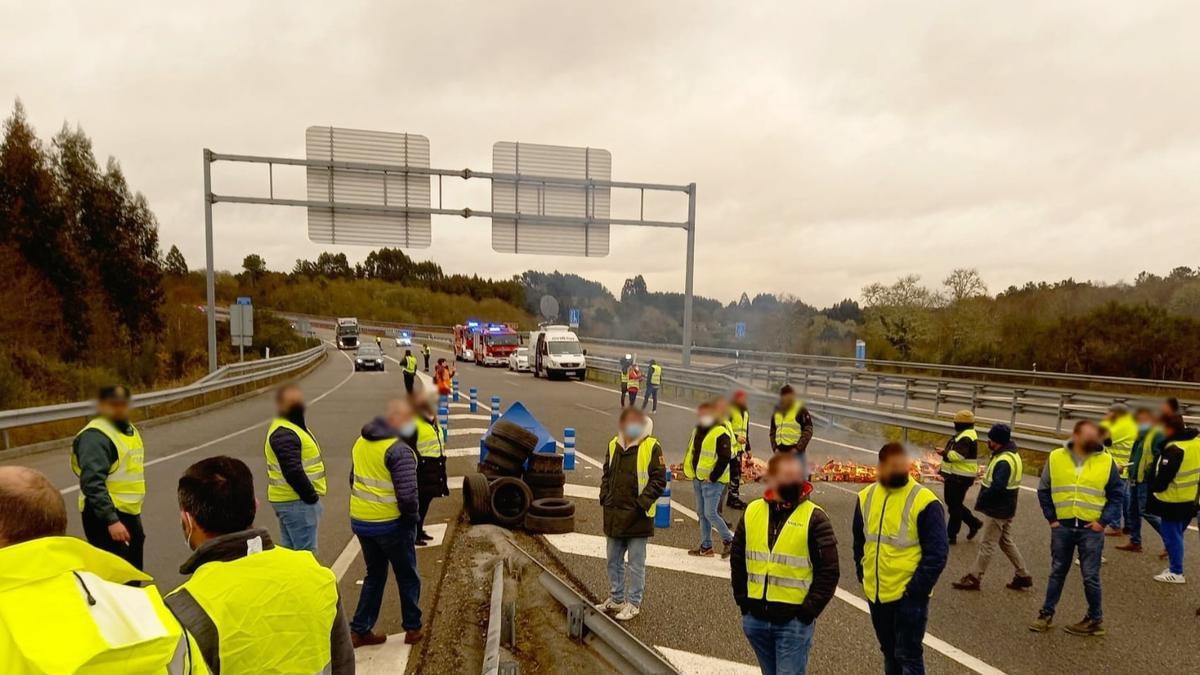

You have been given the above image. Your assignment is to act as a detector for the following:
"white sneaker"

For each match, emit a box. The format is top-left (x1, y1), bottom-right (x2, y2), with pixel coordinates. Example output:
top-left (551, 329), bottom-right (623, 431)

top-left (615, 604), bottom-right (641, 621)
top-left (596, 598), bottom-right (624, 612)
top-left (1154, 570), bottom-right (1186, 584)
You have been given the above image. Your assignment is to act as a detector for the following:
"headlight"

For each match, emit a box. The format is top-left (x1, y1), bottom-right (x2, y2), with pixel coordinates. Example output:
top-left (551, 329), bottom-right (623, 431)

top-left (356, 358), bottom-right (363, 363)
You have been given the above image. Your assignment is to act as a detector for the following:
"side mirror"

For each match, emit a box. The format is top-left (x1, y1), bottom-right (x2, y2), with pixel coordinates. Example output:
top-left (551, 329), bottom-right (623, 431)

top-left (583, 349), bottom-right (588, 356)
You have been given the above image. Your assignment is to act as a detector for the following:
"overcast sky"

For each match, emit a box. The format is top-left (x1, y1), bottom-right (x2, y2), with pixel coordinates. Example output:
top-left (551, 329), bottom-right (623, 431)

top-left (3, 2), bottom-right (1196, 306)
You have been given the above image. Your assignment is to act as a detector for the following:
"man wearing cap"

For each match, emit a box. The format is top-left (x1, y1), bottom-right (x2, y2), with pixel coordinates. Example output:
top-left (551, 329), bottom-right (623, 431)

top-left (71, 385), bottom-right (147, 570)
top-left (940, 410), bottom-right (983, 544)
top-left (952, 424), bottom-right (1033, 592)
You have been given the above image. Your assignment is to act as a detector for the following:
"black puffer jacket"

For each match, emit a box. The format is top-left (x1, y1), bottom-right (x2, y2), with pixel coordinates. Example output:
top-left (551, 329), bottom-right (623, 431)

top-left (600, 421), bottom-right (667, 539)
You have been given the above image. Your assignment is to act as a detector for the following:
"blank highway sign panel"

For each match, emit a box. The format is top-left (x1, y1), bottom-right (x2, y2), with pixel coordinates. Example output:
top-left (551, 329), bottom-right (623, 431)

top-left (491, 141), bottom-right (611, 257)
top-left (305, 126), bottom-right (432, 248)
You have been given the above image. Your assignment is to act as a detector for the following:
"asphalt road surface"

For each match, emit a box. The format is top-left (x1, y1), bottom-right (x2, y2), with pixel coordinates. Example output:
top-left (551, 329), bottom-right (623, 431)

top-left (9, 337), bottom-right (1200, 674)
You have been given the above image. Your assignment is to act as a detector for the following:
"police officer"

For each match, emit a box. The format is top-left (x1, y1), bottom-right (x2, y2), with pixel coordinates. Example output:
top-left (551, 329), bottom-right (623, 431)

top-left (402, 393), bottom-right (449, 546)
top-left (263, 385), bottom-right (327, 554)
top-left (853, 443), bottom-right (948, 674)
top-left (167, 456), bottom-right (353, 673)
top-left (402, 349), bottom-right (419, 394)
top-left (71, 385), bottom-right (147, 570)
top-left (940, 410), bottom-right (983, 544)
top-left (726, 390), bottom-right (752, 510)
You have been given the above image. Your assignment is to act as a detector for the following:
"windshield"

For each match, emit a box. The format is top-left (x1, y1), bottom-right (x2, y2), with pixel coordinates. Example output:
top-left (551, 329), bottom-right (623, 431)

top-left (357, 346), bottom-right (381, 356)
top-left (547, 340), bottom-right (581, 355)
top-left (486, 334), bottom-right (520, 346)
top-left (516, 347), bottom-right (528, 356)
top-left (337, 325), bottom-right (358, 336)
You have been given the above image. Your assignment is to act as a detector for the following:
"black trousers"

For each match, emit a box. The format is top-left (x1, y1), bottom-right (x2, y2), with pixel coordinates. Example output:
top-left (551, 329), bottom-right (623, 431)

top-left (403, 372), bottom-right (416, 394)
top-left (869, 597), bottom-right (929, 675)
top-left (943, 476), bottom-right (981, 538)
top-left (423, 355), bottom-right (430, 371)
top-left (620, 383), bottom-right (628, 406)
top-left (727, 453), bottom-right (743, 498)
top-left (82, 509), bottom-right (145, 571)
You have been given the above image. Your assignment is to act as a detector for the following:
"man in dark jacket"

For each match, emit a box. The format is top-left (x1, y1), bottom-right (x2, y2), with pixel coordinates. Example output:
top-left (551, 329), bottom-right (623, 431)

top-left (731, 453), bottom-right (838, 675)
top-left (940, 410), bottom-right (983, 545)
top-left (1146, 413), bottom-right (1199, 585)
top-left (952, 424), bottom-right (1032, 591)
top-left (769, 386), bottom-right (815, 475)
top-left (686, 401), bottom-right (736, 558)
top-left (1116, 407), bottom-right (1165, 553)
top-left (401, 392), bottom-right (449, 546)
top-left (599, 408), bottom-right (667, 621)
top-left (347, 399), bottom-right (423, 647)
top-left (264, 385), bottom-right (325, 554)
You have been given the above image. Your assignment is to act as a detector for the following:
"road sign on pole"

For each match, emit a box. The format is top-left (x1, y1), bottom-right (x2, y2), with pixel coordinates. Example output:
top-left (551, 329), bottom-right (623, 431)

top-left (735, 322), bottom-right (746, 339)
top-left (229, 303), bottom-right (254, 361)
top-left (568, 308), bottom-right (581, 329)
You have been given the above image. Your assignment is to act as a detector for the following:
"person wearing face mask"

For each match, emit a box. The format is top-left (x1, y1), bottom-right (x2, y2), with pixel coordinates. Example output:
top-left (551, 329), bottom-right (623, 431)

top-left (167, 456), bottom-right (353, 674)
top-left (263, 385), bottom-right (327, 554)
top-left (938, 410), bottom-right (983, 545)
top-left (1099, 403), bottom-right (1138, 536)
top-left (1030, 420), bottom-right (1123, 636)
top-left (1146, 413), bottom-right (1200, 585)
top-left (685, 401), bottom-right (736, 558)
top-left (599, 407), bottom-right (667, 621)
top-left (770, 385), bottom-right (814, 477)
top-left (731, 453), bottom-right (839, 675)
top-left (1115, 407), bottom-right (1165, 553)
top-left (726, 390), bottom-right (752, 511)
top-left (852, 443), bottom-right (947, 674)
top-left (401, 393), bottom-right (449, 547)
top-left (346, 398), bottom-right (424, 647)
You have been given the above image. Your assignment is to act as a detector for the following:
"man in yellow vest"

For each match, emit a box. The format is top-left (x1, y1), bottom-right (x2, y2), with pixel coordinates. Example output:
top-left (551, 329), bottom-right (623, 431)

top-left (1030, 420), bottom-right (1123, 636)
top-left (348, 398), bottom-right (424, 647)
top-left (852, 442), bottom-right (948, 674)
top-left (402, 349), bottom-right (419, 394)
top-left (264, 384), bottom-right (327, 553)
top-left (1100, 403), bottom-right (1138, 536)
top-left (167, 456), bottom-right (353, 672)
top-left (1116, 407), bottom-right (1166, 553)
top-left (770, 385), bottom-right (813, 476)
top-left (620, 354), bottom-right (633, 406)
top-left (939, 410), bottom-right (983, 544)
top-left (726, 389), bottom-right (752, 510)
top-left (1145, 413), bottom-right (1199, 585)
top-left (599, 407), bottom-right (666, 621)
top-left (422, 342), bottom-right (431, 372)
top-left (401, 393), bottom-right (449, 546)
top-left (731, 453), bottom-right (839, 674)
top-left (1, 465), bottom-right (204, 675)
top-left (685, 400), bottom-right (735, 558)
top-left (641, 359), bottom-right (663, 413)
top-left (71, 385), bottom-right (147, 569)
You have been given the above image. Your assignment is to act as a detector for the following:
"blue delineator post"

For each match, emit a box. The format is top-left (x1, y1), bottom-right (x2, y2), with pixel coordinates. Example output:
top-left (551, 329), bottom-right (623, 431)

top-left (563, 427), bottom-right (576, 470)
top-left (452, 378), bottom-right (460, 402)
top-left (438, 405), bottom-right (449, 438)
top-left (439, 393), bottom-right (448, 410)
top-left (490, 396), bottom-right (501, 424)
top-left (655, 469), bottom-right (673, 528)
top-left (469, 387), bottom-right (478, 413)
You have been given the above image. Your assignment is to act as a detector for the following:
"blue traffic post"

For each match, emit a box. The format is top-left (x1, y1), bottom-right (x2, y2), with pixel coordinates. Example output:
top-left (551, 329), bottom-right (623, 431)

top-left (490, 396), bottom-right (501, 424)
top-left (655, 469), bottom-right (673, 528)
top-left (452, 378), bottom-right (460, 402)
top-left (469, 387), bottom-right (478, 413)
top-left (438, 405), bottom-right (449, 439)
top-left (439, 393), bottom-right (449, 410)
top-left (563, 427), bottom-right (576, 470)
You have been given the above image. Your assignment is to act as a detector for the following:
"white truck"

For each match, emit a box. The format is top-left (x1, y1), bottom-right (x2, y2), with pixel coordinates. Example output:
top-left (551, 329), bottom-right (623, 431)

top-left (335, 317), bottom-right (360, 349)
top-left (528, 325), bottom-right (586, 380)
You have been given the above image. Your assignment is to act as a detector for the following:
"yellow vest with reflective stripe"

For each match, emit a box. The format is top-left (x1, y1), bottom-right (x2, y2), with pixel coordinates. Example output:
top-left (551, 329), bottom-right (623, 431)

top-left (1048, 447), bottom-right (1114, 522)
top-left (350, 436), bottom-right (406, 522)
top-left (858, 478), bottom-right (940, 603)
top-left (170, 546), bottom-right (336, 674)
top-left (415, 417), bottom-right (445, 459)
top-left (1156, 437), bottom-right (1200, 504)
top-left (404, 355), bottom-right (417, 374)
top-left (773, 403), bottom-right (803, 446)
top-left (620, 367), bottom-right (630, 385)
top-left (608, 435), bottom-right (658, 517)
top-left (941, 429), bottom-right (979, 478)
top-left (0, 537), bottom-right (198, 675)
top-left (71, 418), bottom-right (146, 515)
top-left (728, 407), bottom-right (749, 455)
top-left (744, 499), bottom-right (819, 605)
top-left (649, 364), bottom-right (662, 386)
top-left (264, 418), bottom-right (327, 503)
top-left (981, 450), bottom-right (1022, 490)
top-left (1101, 414), bottom-right (1138, 473)
top-left (1133, 427), bottom-right (1163, 483)
top-left (684, 426), bottom-right (732, 483)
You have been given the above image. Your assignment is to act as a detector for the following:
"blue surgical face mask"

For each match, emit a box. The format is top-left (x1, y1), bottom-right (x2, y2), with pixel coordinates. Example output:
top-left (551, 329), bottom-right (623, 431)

top-left (1138, 422), bottom-right (1152, 432)
top-left (623, 423), bottom-right (644, 439)
top-left (399, 421), bottom-right (417, 437)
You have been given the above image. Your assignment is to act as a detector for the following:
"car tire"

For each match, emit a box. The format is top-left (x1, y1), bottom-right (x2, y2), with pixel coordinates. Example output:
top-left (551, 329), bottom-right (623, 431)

top-left (478, 461), bottom-right (513, 479)
top-left (523, 472), bottom-right (566, 488)
top-left (527, 453), bottom-right (564, 474)
top-left (463, 473), bottom-right (492, 524)
top-left (489, 477), bottom-right (533, 528)
top-left (524, 512), bottom-right (575, 534)
top-left (481, 445), bottom-right (524, 474)
top-left (529, 497), bottom-right (575, 519)
top-left (489, 421), bottom-right (539, 453)
top-left (531, 485), bottom-right (565, 500)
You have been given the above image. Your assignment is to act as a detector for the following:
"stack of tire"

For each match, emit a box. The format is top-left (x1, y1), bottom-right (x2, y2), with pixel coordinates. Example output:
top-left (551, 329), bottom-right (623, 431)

top-left (463, 420), bottom-right (575, 534)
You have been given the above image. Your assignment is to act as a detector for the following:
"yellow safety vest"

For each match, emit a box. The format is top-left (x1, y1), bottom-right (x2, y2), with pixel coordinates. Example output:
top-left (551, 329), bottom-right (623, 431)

top-left (981, 450), bottom-right (1023, 490)
top-left (941, 429), bottom-right (979, 478)
top-left (649, 364), bottom-right (662, 386)
top-left (608, 435), bottom-right (659, 518)
top-left (0, 537), bottom-right (200, 675)
top-left (620, 368), bottom-right (629, 385)
top-left (1047, 447), bottom-right (1114, 522)
top-left (1101, 414), bottom-right (1138, 474)
top-left (350, 436), bottom-right (407, 522)
top-left (744, 499), bottom-right (820, 605)
top-left (422, 345), bottom-right (430, 356)
top-left (858, 478), bottom-right (940, 603)
top-left (1132, 427), bottom-right (1163, 483)
top-left (404, 355), bottom-right (417, 374)
top-left (1156, 437), bottom-right (1200, 504)
top-left (71, 418), bottom-right (146, 515)
top-left (728, 407), bottom-right (750, 455)
top-left (684, 426), bottom-right (732, 484)
top-left (264, 418), bottom-right (327, 503)
top-left (773, 403), bottom-right (803, 446)
top-left (414, 417), bottom-right (445, 459)
top-left (169, 546), bottom-right (337, 674)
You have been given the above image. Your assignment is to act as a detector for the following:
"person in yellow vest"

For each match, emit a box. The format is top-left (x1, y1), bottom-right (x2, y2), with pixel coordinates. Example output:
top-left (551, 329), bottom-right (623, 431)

top-left (620, 354), bottom-right (633, 406)
top-left (400, 392), bottom-right (449, 547)
top-left (72, 385), bottom-right (147, 570)
top-left (1146, 413), bottom-right (1200, 585)
top-left (852, 443), bottom-right (948, 674)
top-left (939, 410), bottom-right (983, 545)
top-left (599, 407), bottom-right (666, 621)
top-left (347, 398), bottom-right (424, 647)
top-left (264, 384), bottom-right (327, 554)
top-left (1099, 403), bottom-right (1138, 536)
top-left (726, 389), bottom-right (752, 510)
top-left (1115, 407), bottom-right (1166, 553)
top-left (402, 349), bottom-right (419, 394)
top-left (641, 359), bottom-right (663, 412)
top-left (731, 453), bottom-right (839, 675)
top-left (685, 400), bottom-right (735, 558)
top-left (0, 465), bottom-right (205, 675)
top-left (770, 385), bottom-right (814, 476)
top-left (166, 456), bottom-right (353, 672)
top-left (422, 342), bottom-right (431, 371)
top-left (1030, 420), bottom-right (1123, 636)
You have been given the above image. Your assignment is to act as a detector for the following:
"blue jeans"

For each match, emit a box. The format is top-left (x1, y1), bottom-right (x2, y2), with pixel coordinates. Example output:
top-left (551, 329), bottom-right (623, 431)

top-left (1160, 518), bottom-right (1189, 575)
top-left (1041, 526), bottom-right (1104, 620)
top-left (868, 597), bottom-right (928, 675)
top-left (641, 386), bottom-right (659, 411)
top-left (350, 521), bottom-right (423, 633)
top-left (1126, 482), bottom-right (1161, 545)
top-left (272, 500), bottom-right (322, 554)
top-left (605, 537), bottom-right (648, 606)
top-left (1116, 478), bottom-right (1131, 529)
top-left (742, 614), bottom-right (815, 675)
top-left (694, 479), bottom-right (734, 549)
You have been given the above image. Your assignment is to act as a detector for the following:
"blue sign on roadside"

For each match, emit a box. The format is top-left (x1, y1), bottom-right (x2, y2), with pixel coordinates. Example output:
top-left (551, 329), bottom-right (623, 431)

top-left (568, 308), bottom-right (581, 328)
top-left (236, 296), bottom-right (252, 305)
top-left (735, 321), bottom-right (746, 339)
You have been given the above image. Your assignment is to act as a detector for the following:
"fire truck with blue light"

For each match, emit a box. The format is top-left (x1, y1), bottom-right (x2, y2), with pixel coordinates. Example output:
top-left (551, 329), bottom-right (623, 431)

top-left (454, 321), bottom-right (519, 366)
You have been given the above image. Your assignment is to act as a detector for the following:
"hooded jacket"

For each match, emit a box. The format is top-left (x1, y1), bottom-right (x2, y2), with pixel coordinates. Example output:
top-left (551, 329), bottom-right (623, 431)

top-left (350, 417), bottom-right (420, 535)
top-left (600, 418), bottom-right (667, 539)
top-left (1147, 427), bottom-right (1200, 521)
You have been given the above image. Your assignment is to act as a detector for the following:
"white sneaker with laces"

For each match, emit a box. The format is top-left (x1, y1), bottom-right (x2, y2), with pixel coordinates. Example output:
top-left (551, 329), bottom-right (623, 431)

top-left (615, 604), bottom-right (641, 621)
top-left (1154, 570), bottom-right (1186, 584)
top-left (597, 598), bottom-right (624, 612)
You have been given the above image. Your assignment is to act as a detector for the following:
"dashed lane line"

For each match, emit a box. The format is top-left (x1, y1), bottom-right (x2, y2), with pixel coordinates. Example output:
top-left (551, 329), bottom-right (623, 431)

top-left (656, 646), bottom-right (759, 675)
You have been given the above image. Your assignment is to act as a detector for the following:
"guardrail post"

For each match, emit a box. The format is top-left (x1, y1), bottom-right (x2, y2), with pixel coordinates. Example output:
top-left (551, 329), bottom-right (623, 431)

top-left (847, 372), bottom-right (856, 401)
top-left (655, 469), bottom-right (672, 529)
top-left (563, 428), bottom-right (576, 470)
top-left (971, 385), bottom-right (981, 413)
top-left (933, 381), bottom-right (944, 416)
top-left (491, 396), bottom-right (501, 424)
top-left (1056, 394), bottom-right (1068, 433)
top-left (823, 369), bottom-right (832, 399)
top-left (452, 378), bottom-right (460, 402)
top-left (873, 376), bottom-right (882, 406)
top-left (1010, 389), bottom-right (1024, 427)
top-left (801, 368), bottom-right (810, 395)
top-left (438, 405), bottom-right (449, 438)
top-left (470, 387), bottom-right (478, 413)
top-left (903, 379), bottom-right (912, 410)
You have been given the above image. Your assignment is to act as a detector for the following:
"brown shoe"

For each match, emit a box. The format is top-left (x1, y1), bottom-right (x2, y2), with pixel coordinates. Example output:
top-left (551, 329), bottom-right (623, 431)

top-left (351, 631), bottom-right (387, 649)
top-left (1159, 549), bottom-right (1169, 560)
top-left (951, 574), bottom-right (981, 591)
top-left (1115, 541), bottom-right (1142, 553)
top-left (1006, 574), bottom-right (1034, 591)
top-left (1063, 617), bottom-right (1105, 637)
top-left (688, 546), bottom-right (715, 557)
top-left (404, 629), bottom-right (424, 645)
top-left (1104, 527), bottom-right (1122, 537)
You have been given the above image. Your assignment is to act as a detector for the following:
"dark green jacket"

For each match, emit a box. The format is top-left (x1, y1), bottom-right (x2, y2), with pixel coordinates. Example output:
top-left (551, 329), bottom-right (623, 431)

top-left (600, 435), bottom-right (666, 539)
top-left (72, 421), bottom-right (134, 524)
top-left (1129, 426), bottom-right (1166, 484)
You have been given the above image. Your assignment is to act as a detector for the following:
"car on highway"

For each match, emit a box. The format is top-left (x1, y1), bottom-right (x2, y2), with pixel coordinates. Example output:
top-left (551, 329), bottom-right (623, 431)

top-left (508, 347), bottom-right (531, 372)
top-left (394, 329), bottom-right (413, 347)
top-left (354, 344), bottom-right (385, 372)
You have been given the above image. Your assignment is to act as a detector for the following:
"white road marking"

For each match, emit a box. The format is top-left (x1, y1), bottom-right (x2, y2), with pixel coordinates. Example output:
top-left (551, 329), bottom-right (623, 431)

top-left (575, 403), bottom-right (612, 417)
top-left (419, 523), bottom-right (448, 548)
top-left (450, 413), bottom-right (493, 421)
top-left (448, 428), bottom-right (489, 437)
top-left (354, 637), bottom-right (412, 673)
top-left (332, 537), bottom-right (362, 581)
top-left (445, 447), bottom-right (480, 458)
top-left (656, 646), bottom-right (759, 674)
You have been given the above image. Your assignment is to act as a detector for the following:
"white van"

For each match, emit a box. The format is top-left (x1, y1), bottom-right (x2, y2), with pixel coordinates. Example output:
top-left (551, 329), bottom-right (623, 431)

top-left (528, 325), bottom-right (586, 380)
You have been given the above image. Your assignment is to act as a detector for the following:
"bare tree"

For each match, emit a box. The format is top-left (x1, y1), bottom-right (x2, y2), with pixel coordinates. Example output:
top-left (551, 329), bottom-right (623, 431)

top-left (942, 268), bottom-right (988, 303)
